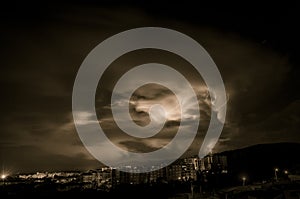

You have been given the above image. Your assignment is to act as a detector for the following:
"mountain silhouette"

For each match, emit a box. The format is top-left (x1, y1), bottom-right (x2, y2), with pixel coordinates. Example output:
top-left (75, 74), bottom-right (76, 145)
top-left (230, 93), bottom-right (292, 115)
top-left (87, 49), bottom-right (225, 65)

top-left (218, 142), bottom-right (300, 183)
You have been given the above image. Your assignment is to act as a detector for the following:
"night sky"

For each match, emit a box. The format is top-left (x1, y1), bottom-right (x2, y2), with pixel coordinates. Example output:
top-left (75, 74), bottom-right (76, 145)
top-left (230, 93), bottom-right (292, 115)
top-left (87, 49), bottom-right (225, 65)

top-left (0, 2), bottom-right (299, 173)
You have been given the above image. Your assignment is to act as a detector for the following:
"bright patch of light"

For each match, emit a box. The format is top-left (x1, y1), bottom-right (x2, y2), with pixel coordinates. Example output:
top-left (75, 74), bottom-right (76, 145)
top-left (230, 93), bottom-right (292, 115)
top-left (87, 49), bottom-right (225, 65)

top-left (1, 174), bottom-right (6, 179)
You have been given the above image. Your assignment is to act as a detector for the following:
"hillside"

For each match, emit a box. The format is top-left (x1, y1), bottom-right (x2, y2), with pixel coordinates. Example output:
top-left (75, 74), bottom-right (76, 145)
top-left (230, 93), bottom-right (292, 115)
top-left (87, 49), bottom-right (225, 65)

top-left (219, 142), bottom-right (300, 182)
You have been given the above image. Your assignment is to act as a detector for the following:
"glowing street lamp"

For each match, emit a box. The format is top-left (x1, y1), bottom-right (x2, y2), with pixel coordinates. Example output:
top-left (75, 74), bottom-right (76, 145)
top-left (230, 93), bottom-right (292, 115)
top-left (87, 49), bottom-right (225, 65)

top-left (1, 174), bottom-right (6, 186)
top-left (274, 168), bottom-right (279, 181)
top-left (1, 174), bottom-right (6, 180)
top-left (242, 177), bottom-right (246, 186)
top-left (284, 170), bottom-right (288, 175)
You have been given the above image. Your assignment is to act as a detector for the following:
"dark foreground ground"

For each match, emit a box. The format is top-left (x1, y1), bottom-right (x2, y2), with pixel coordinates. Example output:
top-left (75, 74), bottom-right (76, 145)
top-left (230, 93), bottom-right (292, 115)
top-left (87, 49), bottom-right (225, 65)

top-left (1, 181), bottom-right (300, 199)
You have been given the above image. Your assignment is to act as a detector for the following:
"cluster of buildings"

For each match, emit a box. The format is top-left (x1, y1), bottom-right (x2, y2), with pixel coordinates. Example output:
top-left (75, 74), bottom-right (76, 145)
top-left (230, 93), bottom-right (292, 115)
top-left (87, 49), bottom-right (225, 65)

top-left (13, 153), bottom-right (228, 191)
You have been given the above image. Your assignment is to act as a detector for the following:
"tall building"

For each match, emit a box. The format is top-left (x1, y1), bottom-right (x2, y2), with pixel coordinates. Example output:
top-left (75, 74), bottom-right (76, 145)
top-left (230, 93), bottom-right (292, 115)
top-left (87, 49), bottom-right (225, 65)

top-left (200, 154), bottom-right (228, 173)
top-left (167, 165), bottom-right (182, 181)
top-left (182, 157), bottom-right (198, 180)
top-left (150, 167), bottom-right (166, 182)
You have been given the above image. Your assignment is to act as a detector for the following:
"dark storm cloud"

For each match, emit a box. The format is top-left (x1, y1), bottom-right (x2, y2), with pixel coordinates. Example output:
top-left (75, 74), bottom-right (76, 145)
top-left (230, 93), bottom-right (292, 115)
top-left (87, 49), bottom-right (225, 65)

top-left (131, 84), bottom-right (175, 100)
top-left (215, 100), bottom-right (300, 152)
top-left (118, 140), bottom-right (160, 153)
top-left (0, 3), bottom-right (298, 172)
top-left (203, 33), bottom-right (297, 152)
top-left (0, 145), bottom-right (101, 173)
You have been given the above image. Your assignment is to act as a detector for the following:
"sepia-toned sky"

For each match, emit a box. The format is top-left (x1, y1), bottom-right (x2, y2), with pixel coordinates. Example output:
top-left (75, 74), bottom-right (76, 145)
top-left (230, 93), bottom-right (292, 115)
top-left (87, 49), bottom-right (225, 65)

top-left (0, 1), bottom-right (299, 173)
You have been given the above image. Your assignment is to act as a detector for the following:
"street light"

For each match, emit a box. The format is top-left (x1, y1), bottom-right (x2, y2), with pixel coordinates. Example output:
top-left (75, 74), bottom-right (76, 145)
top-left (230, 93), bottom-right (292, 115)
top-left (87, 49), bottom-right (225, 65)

top-left (284, 170), bottom-right (288, 175)
top-left (274, 168), bottom-right (279, 181)
top-left (242, 177), bottom-right (246, 186)
top-left (1, 174), bottom-right (6, 186)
